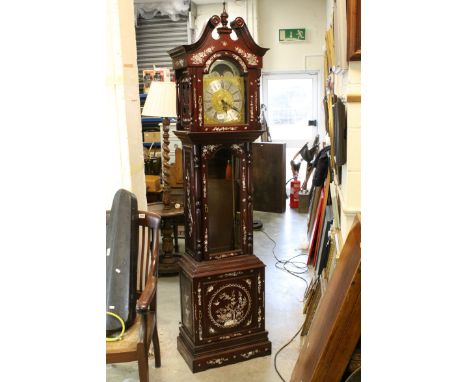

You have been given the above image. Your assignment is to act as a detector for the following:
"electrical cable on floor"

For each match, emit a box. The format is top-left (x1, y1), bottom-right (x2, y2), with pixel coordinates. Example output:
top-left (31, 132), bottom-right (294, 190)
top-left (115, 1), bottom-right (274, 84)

top-left (274, 318), bottom-right (306, 382)
top-left (259, 229), bottom-right (309, 288)
top-left (259, 227), bottom-right (322, 381)
top-left (273, 277), bottom-right (320, 382)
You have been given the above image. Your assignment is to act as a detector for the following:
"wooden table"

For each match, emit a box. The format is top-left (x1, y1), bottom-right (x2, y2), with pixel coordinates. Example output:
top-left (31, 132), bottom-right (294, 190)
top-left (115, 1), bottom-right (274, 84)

top-left (148, 202), bottom-right (184, 276)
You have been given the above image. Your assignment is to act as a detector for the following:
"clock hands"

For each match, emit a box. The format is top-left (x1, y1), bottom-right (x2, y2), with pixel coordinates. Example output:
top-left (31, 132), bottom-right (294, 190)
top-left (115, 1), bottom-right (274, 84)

top-left (221, 99), bottom-right (240, 113)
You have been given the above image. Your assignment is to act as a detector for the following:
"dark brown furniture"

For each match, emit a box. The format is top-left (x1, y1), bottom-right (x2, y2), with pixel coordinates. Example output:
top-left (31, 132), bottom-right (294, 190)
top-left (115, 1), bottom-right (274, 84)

top-left (106, 210), bottom-right (162, 382)
top-left (252, 142), bottom-right (286, 213)
top-left (148, 202), bottom-right (184, 275)
top-left (291, 215), bottom-right (361, 382)
top-left (347, 0), bottom-right (361, 61)
top-left (169, 6), bottom-right (271, 373)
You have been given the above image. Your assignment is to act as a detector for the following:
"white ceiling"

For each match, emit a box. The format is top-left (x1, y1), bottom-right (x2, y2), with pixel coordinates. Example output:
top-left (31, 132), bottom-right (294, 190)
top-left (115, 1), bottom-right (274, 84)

top-left (192, 0), bottom-right (224, 4)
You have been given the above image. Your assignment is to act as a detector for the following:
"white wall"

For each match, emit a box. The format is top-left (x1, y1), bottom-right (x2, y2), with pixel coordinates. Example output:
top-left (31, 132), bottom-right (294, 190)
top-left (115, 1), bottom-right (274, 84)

top-left (324, 0), bottom-right (361, 237)
top-left (193, 0), bottom-right (252, 42)
top-left (340, 60), bottom-right (361, 236)
top-left (106, 0), bottom-right (147, 210)
top-left (257, 0), bottom-right (326, 72)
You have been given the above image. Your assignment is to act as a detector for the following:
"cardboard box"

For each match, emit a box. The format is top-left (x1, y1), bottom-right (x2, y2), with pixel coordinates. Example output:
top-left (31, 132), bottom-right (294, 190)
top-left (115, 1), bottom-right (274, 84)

top-left (145, 175), bottom-right (161, 193)
top-left (298, 189), bottom-right (311, 213)
top-left (143, 131), bottom-right (161, 143)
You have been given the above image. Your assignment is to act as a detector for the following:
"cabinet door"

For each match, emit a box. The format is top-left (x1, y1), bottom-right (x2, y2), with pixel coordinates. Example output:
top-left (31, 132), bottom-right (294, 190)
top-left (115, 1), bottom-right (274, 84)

top-left (252, 142), bottom-right (286, 213)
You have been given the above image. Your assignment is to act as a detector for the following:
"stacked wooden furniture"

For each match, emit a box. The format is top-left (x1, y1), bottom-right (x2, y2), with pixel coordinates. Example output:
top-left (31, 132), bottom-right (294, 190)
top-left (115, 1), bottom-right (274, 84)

top-left (169, 8), bottom-right (271, 373)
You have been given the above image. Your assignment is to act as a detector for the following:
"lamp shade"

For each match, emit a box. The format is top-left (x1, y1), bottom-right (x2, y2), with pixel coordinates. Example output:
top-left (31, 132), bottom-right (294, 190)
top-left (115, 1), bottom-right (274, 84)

top-left (141, 81), bottom-right (177, 118)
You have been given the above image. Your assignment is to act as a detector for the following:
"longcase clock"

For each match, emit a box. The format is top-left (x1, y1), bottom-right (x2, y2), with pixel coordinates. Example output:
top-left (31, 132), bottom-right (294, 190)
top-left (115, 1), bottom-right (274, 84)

top-left (169, 8), bottom-right (270, 373)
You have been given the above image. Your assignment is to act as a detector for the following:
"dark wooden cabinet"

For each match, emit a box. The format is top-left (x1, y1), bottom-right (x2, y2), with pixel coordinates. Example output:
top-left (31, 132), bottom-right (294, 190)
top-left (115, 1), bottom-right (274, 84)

top-left (169, 7), bottom-right (271, 373)
top-left (252, 142), bottom-right (286, 213)
top-left (347, 0), bottom-right (361, 61)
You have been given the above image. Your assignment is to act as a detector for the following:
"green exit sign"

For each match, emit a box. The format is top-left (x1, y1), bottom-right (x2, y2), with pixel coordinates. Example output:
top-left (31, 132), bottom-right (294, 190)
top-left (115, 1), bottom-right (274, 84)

top-left (279, 28), bottom-right (306, 42)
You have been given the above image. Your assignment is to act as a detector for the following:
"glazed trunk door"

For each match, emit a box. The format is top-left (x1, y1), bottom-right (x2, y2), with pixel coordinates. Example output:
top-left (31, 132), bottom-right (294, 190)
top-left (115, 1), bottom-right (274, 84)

top-left (206, 148), bottom-right (241, 255)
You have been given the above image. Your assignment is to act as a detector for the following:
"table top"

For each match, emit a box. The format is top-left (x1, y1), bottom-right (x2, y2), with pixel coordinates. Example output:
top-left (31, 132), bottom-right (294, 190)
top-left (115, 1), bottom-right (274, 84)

top-left (148, 202), bottom-right (184, 218)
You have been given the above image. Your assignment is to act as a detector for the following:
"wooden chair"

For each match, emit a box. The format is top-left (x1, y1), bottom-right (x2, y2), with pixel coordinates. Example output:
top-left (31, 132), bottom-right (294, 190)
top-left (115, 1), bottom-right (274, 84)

top-left (106, 210), bottom-right (162, 382)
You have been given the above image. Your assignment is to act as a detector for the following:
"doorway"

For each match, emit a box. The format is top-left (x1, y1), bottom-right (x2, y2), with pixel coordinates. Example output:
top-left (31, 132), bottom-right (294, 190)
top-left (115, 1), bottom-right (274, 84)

top-left (261, 71), bottom-right (321, 188)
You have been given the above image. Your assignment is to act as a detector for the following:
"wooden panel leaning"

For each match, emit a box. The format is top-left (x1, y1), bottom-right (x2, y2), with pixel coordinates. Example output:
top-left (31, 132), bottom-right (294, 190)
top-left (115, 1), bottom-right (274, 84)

top-left (290, 215), bottom-right (361, 382)
top-left (106, 210), bottom-right (162, 382)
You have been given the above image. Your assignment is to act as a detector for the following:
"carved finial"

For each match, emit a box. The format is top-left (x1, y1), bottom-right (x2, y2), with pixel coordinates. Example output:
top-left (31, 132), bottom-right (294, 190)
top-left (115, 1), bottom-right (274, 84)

top-left (221, 2), bottom-right (228, 27)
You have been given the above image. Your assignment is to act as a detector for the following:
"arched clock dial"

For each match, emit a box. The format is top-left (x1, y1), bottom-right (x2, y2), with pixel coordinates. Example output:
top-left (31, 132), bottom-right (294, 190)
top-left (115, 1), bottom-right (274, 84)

top-left (203, 61), bottom-right (245, 125)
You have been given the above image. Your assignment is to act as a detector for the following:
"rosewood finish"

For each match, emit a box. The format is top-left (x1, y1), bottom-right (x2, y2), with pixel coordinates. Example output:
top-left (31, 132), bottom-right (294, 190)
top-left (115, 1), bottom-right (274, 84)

top-left (169, 8), bottom-right (271, 373)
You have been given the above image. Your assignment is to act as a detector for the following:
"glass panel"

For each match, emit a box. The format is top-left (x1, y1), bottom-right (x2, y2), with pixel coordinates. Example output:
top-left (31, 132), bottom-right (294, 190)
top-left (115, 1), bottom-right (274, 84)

top-left (207, 148), bottom-right (241, 253)
top-left (265, 76), bottom-right (317, 143)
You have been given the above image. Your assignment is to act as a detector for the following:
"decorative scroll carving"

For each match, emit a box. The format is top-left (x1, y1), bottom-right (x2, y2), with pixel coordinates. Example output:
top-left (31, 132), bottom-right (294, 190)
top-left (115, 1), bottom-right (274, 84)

top-left (212, 126), bottom-right (239, 132)
top-left (199, 310), bottom-right (203, 340)
top-left (185, 151), bottom-right (193, 238)
top-left (202, 144), bottom-right (222, 158)
top-left (211, 252), bottom-right (237, 260)
top-left (221, 271), bottom-right (243, 278)
top-left (198, 95), bottom-right (203, 127)
top-left (233, 17), bottom-right (245, 28)
top-left (206, 357), bottom-right (229, 366)
top-left (191, 46), bottom-right (216, 64)
top-left (234, 47), bottom-right (259, 66)
top-left (173, 57), bottom-right (186, 69)
top-left (230, 144), bottom-right (244, 155)
top-left (240, 349), bottom-right (259, 359)
top-left (232, 54), bottom-right (248, 72)
top-left (250, 95), bottom-right (254, 121)
top-left (254, 90), bottom-right (258, 120)
top-left (208, 284), bottom-right (252, 329)
top-left (242, 165), bottom-right (246, 192)
top-left (205, 52), bottom-right (222, 72)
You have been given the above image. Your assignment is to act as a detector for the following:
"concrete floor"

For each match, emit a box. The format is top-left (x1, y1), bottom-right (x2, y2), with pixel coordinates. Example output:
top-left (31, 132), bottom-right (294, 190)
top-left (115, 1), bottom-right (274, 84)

top-left (107, 208), bottom-right (312, 382)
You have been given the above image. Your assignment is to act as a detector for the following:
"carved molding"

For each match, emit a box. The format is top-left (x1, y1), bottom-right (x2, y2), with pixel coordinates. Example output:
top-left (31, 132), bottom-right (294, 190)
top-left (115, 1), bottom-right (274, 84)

top-left (173, 57), bottom-right (186, 69)
top-left (191, 46), bottom-right (216, 65)
top-left (212, 126), bottom-right (239, 132)
top-left (202, 144), bottom-right (222, 159)
top-left (234, 47), bottom-right (258, 66)
top-left (206, 357), bottom-right (229, 366)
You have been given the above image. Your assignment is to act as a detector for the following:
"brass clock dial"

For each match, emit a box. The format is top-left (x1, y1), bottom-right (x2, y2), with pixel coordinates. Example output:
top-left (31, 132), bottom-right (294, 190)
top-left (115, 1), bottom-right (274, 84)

top-left (203, 62), bottom-right (245, 125)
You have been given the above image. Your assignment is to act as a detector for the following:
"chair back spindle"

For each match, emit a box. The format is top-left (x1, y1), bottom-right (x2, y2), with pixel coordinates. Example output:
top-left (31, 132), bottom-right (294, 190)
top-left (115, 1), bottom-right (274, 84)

top-left (106, 210), bottom-right (161, 295)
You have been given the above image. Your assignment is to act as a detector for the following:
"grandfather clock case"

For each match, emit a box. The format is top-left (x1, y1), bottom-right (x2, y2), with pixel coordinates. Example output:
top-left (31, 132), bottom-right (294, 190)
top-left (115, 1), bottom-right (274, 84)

top-left (169, 10), bottom-right (271, 373)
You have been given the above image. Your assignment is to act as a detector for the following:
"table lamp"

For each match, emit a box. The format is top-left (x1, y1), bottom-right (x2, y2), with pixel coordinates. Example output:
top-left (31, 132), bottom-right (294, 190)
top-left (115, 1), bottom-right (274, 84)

top-left (142, 81), bottom-right (177, 210)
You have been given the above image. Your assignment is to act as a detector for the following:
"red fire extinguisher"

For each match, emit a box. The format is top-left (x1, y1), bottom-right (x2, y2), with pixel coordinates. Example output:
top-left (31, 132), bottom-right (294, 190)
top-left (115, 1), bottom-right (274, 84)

top-left (289, 177), bottom-right (301, 208)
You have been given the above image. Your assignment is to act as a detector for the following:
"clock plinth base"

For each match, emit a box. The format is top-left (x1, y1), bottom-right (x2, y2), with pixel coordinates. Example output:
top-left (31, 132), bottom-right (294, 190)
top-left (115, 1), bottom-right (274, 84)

top-left (177, 329), bottom-right (271, 373)
top-left (177, 254), bottom-right (271, 373)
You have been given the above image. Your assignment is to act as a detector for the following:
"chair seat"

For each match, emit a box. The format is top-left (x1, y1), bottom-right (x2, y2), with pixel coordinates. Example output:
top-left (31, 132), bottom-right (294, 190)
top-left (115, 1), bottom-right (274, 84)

top-left (106, 313), bottom-right (155, 359)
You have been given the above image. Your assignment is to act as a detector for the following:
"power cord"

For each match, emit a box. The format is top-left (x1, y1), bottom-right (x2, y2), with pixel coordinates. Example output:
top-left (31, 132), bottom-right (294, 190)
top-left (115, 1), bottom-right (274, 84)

top-left (274, 318), bottom-right (306, 382)
top-left (259, 229), bottom-right (309, 289)
top-left (273, 276), bottom-right (320, 381)
top-left (258, 228), bottom-right (319, 381)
